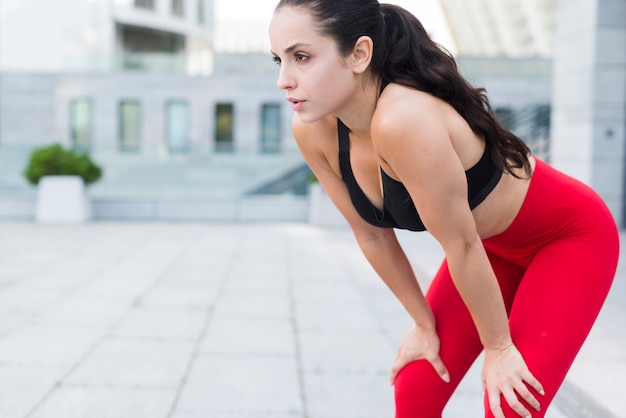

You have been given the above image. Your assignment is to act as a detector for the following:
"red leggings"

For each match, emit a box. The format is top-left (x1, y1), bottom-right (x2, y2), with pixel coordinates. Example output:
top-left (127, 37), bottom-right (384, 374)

top-left (394, 159), bottom-right (619, 417)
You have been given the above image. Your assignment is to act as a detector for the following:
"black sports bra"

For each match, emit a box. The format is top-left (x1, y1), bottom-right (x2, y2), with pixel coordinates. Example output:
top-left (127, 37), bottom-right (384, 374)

top-left (338, 119), bottom-right (502, 231)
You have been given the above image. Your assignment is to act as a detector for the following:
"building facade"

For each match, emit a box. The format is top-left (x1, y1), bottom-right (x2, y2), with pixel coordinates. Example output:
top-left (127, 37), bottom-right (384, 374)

top-left (2, 0), bottom-right (598, 225)
top-left (0, 0), bottom-right (214, 75)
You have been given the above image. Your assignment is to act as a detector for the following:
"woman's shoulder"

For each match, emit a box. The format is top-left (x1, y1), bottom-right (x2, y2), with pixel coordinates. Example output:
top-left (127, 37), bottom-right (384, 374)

top-left (372, 84), bottom-right (448, 144)
top-left (376, 83), bottom-right (444, 121)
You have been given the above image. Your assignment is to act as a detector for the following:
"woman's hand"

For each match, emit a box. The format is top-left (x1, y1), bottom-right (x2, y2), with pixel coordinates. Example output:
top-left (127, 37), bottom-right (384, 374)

top-left (390, 324), bottom-right (450, 385)
top-left (482, 344), bottom-right (545, 418)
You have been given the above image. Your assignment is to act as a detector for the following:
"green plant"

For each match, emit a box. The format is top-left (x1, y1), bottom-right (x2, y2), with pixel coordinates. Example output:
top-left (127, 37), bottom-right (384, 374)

top-left (23, 143), bottom-right (103, 186)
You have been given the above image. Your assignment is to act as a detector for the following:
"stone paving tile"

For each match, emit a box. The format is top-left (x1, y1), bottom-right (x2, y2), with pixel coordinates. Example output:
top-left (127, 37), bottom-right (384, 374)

top-left (304, 372), bottom-right (394, 418)
top-left (212, 291), bottom-right (291, 319)
top-left (0, 326), bottom-right (102, 366)
top-left (299, 331), bottom-right (393, 375)
top-left (0, 364), bottom-right (67, 418)
top-left (76, 273), bottom-right (158, 299)
top-left (171, 412), bottom-right (301, 418)
top-left (30, 294), bottom-right (132, 328)
top-left (0, 315), bottom-right (29, 338)
top-left (139, 283), bottom-right (220, 311)
top-left (200, 317), bottom-right (295, 355)
top-left (567, 326), bottom-right (626, 417)
top-left (0, 391), bottom-right (49, 418)
top-left (0, 287), bottom-right (65, 319)
top-left (111, 307), bottom-right (209, 340)
top-left (175, 353), bottom-right (302, 416)
top-left (65, 339), bottom-right (195, 388)
top-left (294, 300), bottom-right (385, 332)
top-left (28, 387), bottom-right (177, 418)
top-left (222, 275), bottom-right (289, 293)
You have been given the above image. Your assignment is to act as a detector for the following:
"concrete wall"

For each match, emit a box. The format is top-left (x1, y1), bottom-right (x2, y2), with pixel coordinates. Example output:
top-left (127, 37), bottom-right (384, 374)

top-left (0, 193), bottom-right (310, 223)
top-left (551, 0), bottom-right (626, 226)
top-left (0, 72), bottom-right (295, 155)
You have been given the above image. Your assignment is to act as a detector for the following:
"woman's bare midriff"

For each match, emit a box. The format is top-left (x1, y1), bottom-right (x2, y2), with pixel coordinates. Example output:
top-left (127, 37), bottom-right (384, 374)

top-left (473, 156), bottom-right (536, 239)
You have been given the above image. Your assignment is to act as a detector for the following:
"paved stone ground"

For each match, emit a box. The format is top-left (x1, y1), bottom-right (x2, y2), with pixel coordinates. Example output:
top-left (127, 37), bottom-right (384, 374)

top-left (0, 222), bottom-right (622, 418)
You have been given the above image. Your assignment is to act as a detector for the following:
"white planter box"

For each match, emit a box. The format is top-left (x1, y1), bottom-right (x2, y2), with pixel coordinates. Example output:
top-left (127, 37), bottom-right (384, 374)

top-left (35, 175), bottom-right (92, 224)
top-left (308, 182), bottom-right (347, 227)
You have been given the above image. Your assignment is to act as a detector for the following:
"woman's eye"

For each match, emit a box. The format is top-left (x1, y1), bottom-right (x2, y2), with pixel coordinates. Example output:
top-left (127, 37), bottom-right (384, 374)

top-left (272, 56), bottom-right (281, 66)
top-left (295, 53), bottom-right (308, 62)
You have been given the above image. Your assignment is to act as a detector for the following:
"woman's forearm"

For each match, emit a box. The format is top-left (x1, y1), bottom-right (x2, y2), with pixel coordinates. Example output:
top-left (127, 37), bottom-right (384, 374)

top-left (445, 236), bottom-right (512, 350)
top-left (355, 229), bottom-right (435, 330)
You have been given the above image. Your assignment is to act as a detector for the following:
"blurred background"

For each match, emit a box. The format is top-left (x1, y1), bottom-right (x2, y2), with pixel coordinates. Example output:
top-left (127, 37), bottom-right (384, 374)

top-left (0, 0), bottom-right (624, 227)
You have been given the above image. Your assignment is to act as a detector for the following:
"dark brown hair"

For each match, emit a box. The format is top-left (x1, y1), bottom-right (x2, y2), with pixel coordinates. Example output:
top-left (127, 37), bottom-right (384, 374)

top-left (275, 0), bottom-right (531, 177)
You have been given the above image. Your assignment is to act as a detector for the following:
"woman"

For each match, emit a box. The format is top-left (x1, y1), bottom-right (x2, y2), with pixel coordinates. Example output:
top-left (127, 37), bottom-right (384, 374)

top-left (269, 1), bottom-right (619, 417)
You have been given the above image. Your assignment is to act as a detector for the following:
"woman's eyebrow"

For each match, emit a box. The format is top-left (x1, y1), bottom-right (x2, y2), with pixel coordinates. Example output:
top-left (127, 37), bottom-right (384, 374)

top-left (272, 42), bottom-right (312, 56)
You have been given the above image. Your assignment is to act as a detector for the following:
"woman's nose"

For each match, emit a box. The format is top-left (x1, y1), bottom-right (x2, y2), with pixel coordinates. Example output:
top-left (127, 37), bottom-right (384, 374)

top-left (276, 66), bottom-right (295, 90)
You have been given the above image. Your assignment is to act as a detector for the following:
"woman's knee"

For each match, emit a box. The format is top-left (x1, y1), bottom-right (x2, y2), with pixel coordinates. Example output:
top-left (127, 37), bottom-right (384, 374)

top-left (394, 360), bottom-right (451, 418)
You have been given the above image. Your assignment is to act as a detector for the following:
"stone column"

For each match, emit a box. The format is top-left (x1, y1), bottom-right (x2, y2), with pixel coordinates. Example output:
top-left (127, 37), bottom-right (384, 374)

top-left (550, 0), bottom-right (626, 227)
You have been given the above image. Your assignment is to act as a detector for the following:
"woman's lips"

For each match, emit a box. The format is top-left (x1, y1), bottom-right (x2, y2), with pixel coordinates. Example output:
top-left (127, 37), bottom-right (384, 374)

top-left (289, 98), bottom-right (306, 111)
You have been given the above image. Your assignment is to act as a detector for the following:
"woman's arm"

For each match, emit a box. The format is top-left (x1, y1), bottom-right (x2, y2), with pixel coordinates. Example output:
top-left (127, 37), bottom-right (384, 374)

top-left (292, 114), bottom-right (450, 382)
top-left (372, 92), bottom-right (510, 349)
top-left (372, 90), bottom-right (543, 417)
top-left (293, 115), bottom-right (430, 326)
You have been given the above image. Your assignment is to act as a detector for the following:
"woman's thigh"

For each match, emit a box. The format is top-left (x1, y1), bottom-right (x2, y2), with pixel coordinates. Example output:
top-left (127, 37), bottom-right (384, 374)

top-left (485, 232), bottom-right (618, 417)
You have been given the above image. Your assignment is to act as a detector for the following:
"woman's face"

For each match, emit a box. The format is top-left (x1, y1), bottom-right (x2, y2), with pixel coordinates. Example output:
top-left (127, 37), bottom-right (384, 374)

top-left (269, 6), bottom-right (360, 123)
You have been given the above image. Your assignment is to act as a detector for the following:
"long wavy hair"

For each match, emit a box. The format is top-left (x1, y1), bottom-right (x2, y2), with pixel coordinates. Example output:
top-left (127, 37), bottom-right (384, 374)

top-left (275, 0), bottom-right (531, 177)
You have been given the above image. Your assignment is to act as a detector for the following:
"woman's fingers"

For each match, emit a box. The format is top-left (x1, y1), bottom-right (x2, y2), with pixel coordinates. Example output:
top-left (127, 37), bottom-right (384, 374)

top-left (428, 354), bottom-right (451, 383)
top-left (488, 384), bottom-right (531, 418)
top-left (483, 344), bottom-right (545, 417)
top-left (488, 377), bottom-right (544, 418)
top-left (513, 380), bottom-right (541, 413)
top-left (502, 385), bottom-right (532, 418)
top-left (522, 369), bottom-right (545, 397)
top-left (389, 352), bottom-right (450, 385)
top-left (389, 358), bottom-right (403, 385)
top-left (487, 388), bottom-right (505, 418)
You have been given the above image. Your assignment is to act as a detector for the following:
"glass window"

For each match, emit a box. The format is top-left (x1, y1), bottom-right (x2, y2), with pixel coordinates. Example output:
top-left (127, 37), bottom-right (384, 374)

top-left (70, 98), bottom-right (92, 150)
top-left (134, 0), bottom-right (155, 9)
top-left (166, 100), bottom-right (190, 153)
top-left (215, 103), bottom-right (234, 152)
top-left (197, 0), bottom-right (205, 25)
top-left (260, 103), bottom-right (281, 153)
top-left (172, 0), bottom-right (184, 17)
top-left (119, 100), bottom-right (141, 152)
top-left (119, 24), bottom-right (186, 72)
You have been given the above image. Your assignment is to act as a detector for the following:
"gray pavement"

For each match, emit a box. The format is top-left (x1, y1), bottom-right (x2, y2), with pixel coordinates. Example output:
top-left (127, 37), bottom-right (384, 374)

top-left (0, 221), bottom-right (623, 418)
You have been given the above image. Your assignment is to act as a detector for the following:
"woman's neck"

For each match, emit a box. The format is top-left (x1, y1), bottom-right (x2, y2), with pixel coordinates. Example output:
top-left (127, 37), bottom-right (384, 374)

top-left (334, 77), bottom-right (381, 139)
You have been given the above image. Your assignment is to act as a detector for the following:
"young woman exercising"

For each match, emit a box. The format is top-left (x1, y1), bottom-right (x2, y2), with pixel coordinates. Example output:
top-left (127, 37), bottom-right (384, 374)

top-left (269, 1), bottom-right (619, 417)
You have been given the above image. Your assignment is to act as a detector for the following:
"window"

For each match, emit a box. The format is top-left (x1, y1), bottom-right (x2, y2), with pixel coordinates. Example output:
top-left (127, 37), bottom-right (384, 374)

top-left (215, 103), bottom-right (234, 152)
top-left (70, 98), bottom-right (92, 150)
top-left (260, 103), bottom-right (281, 153)
top-left (166, 100), bottom-right (190, 153)
top-left (134, 0), bottom-right (155, 10)
top-left (172, 0), bottom-right (184, 17)
top-left (119, 24), bottom-right (186, 72)
top-left (197, 0), bottom-right (205, 25)
top-left (119, 100), bottom-right (141, 152)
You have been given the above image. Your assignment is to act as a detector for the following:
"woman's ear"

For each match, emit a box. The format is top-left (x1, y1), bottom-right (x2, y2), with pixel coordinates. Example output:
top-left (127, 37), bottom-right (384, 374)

top-left (351, 35), bottom-right (374, 74)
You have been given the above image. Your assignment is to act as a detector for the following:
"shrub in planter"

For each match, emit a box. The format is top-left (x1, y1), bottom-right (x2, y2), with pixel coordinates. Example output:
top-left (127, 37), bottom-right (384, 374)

top-left (24, 144), bottom-right (103, 223)
top-left (23, 143), bottom-right (102, 186)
